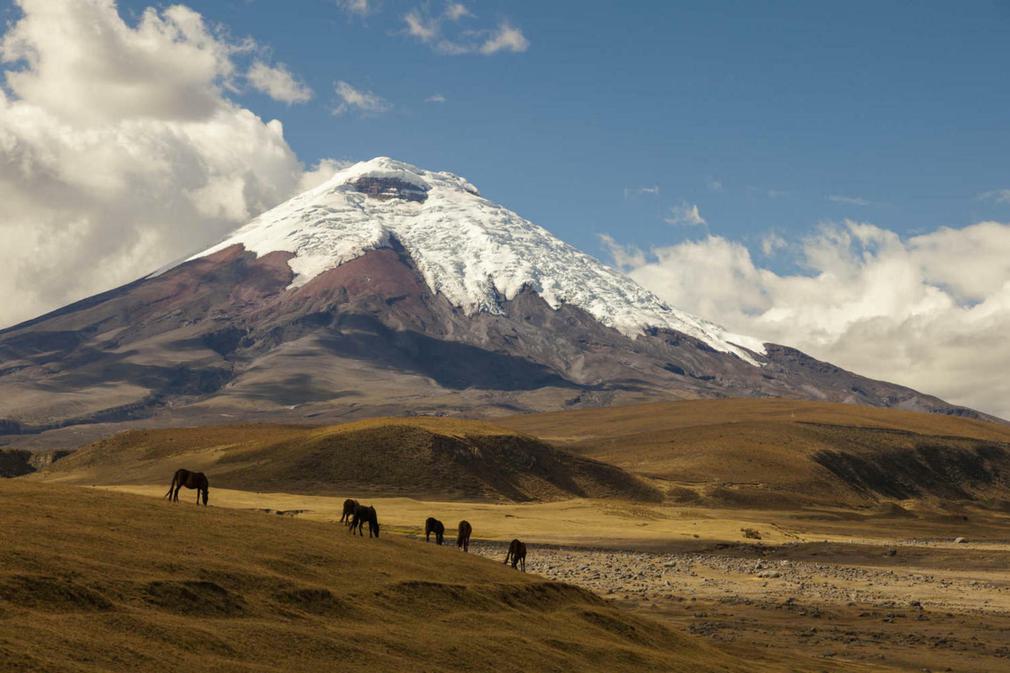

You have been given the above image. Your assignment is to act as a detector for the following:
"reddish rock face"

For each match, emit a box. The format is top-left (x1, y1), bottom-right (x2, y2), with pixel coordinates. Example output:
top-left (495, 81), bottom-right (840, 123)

top-left (265, 247), bottom-right (432, 327)
top-left (0, 241), bottom-right (989, 444)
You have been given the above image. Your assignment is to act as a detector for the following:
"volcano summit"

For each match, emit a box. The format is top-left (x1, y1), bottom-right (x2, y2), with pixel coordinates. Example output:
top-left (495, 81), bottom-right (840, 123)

top-left (0, 158), bottom-right (986, 445)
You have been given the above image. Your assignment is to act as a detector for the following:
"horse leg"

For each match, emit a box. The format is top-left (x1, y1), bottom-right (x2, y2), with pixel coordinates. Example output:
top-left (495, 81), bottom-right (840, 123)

top-left (521, 556), bottom-right (526, 572)
top-left (172, 484), bottom-right (182, 502)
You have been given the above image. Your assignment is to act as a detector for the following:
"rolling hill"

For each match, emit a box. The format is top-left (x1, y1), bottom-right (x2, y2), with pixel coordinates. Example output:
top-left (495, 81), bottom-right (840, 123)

top-left (0, 480), bottom-right (754, 673)
top-left (497, 399), bottom-right (1010, 509)
top-left (30, 400), bottom-right (1010, 512)
top-left (33, 417), bottom-right (659, 502)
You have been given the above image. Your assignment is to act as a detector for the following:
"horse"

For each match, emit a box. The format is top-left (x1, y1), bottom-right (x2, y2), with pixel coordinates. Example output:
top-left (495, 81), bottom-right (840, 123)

top-left (340, 498), bottom-right (358, 525)
top-left (504, 539), bottom-right (526, 571)
top-left (164, 469), bottom-right (209, 506)
top-left (348, 504), bottom-right (380, 538)
top-left (456, 520), bottom-right (472, 552)
top-left (424, 517), bottom-right (445, 545)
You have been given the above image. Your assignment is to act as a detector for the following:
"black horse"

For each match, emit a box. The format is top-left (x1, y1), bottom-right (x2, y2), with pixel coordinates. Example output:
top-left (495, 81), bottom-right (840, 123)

top-left (340, 498), bottom-right (358, 525)
top-left (504, 539), bottom-right (526, 571)
top-left (456, 520), bottom-right (472, 552)
top-left (349, 504), bottom-right (380, 538)
top-left (424, 517), bottom-right (445, 545)
top-left (164, 469), bottom-right (209, 506)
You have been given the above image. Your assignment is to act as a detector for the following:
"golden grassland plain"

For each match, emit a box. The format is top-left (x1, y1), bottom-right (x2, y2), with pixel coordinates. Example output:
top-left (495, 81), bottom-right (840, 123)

top-left (76, 484), bottom-right (1010, 672)
top-left (15, 399), bottom-right (1010, 672)
top-left (0, 480), bottom-right (760, 673)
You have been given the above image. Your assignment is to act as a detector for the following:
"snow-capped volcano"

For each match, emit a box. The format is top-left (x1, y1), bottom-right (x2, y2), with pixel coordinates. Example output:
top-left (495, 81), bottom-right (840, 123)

top-left (0, 157), bottom-right (988, 445)
top-left (186, 157), bottom-right (765, 364)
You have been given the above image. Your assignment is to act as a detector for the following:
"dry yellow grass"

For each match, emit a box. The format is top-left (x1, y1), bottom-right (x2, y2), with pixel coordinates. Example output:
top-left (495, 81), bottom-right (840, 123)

top-left (497, 399), bottom-right (1010, 508)
top-left (0, 480), bottom-right (765, 673)
top-left (36, 418), bottom-right (657, 502)
top-left (96, 484), bottom-right (1010, 551)
top-left (497, 399), bottom-right (1010, 443)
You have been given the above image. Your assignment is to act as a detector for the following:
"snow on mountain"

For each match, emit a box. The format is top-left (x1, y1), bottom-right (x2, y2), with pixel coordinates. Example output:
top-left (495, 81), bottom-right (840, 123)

top-left (187, 157), bottom-right (765, 364)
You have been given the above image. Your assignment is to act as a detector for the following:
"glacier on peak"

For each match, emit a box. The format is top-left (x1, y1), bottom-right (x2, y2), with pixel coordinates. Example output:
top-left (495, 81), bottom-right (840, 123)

top-left (186, 157), bottom-right (766, 364)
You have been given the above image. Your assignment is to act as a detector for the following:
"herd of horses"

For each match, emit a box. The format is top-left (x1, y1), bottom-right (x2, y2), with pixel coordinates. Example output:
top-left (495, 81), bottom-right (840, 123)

top-left (164, 470), bottom-right (528, 570)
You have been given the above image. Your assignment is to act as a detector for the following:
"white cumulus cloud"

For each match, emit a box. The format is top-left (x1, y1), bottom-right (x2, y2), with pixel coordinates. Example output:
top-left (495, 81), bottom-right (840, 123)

top-left (979, 189), bottom-right (1010, 205)
top-left (479, 22), bottom-right (529, 54)
top-left (624, 185), bottom-right (660, 199)
top-left (332, 80), bottom-right (390, 116)
top-left (603, 220), bottom-right (1010, 419)
top-left (336, 0), bottom-right (373, 17)
top-left (247, 61), bottom-right (313, 104)
top-left (828, 194), bottom-right (871, 206)
top-left (403, 6), bottom-right (528, 55)
top-left (0, 0), bottom-right (332, 329)
top-left (665, 202), bottom-right (706, 226)
top-left (445, 3), bottom-right (472, 22)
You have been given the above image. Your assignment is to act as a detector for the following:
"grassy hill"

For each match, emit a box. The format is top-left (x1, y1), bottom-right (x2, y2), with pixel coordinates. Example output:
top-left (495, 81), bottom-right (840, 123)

top-left (497, 399), bottom-right (1010, 508)
top-left (34, 417), bottom-right (659, 502)
top-left (0, 480), bottom-right (760, 673)
top-left (30, 399), bottom-right (1010, 511)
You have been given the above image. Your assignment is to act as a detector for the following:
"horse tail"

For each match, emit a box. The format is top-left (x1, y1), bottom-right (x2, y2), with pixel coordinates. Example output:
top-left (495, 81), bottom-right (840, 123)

top-left (164, 471), bottom-right (179, 499)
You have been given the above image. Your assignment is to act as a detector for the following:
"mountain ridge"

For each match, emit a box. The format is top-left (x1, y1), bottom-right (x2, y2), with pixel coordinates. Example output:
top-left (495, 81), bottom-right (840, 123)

top-left (179, 157), bottom-right (765, 362)
top-left (0, 158), bottom-right (996, 446)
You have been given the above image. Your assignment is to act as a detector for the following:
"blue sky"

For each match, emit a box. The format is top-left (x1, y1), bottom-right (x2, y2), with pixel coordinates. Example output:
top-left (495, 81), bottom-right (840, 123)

top-left (111, 0), bottom-right (1010, 263)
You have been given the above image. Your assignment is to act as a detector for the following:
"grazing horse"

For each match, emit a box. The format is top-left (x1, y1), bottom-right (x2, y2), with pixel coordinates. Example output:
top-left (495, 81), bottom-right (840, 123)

top-left (340, 498), bottom-right (358, 525)
top-left (349, 505), bottom-right (380, 538)
top-left (456, 520), bottom-right (472, 552)
top-left (164, 469), bottom-right (209, 506)
top-left (504, 539), bottom-right (526, 571)
top-left (424, 517), bottom-right (445, 545)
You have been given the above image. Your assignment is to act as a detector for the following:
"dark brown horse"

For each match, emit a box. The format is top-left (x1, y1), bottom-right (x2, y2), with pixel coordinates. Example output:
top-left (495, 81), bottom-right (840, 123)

top-left (340, 498), bottom-right (358, 525)
top-left (456, 520), bottom-right (472, 552)
top-left (165, 469), bottom-right (209, 506)
top-left (424, 517), bottom-right (445, 545)
top-left (349, 504), bottom-right (380, 538)
top-left (504, 539), bottom-right (526, 571)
